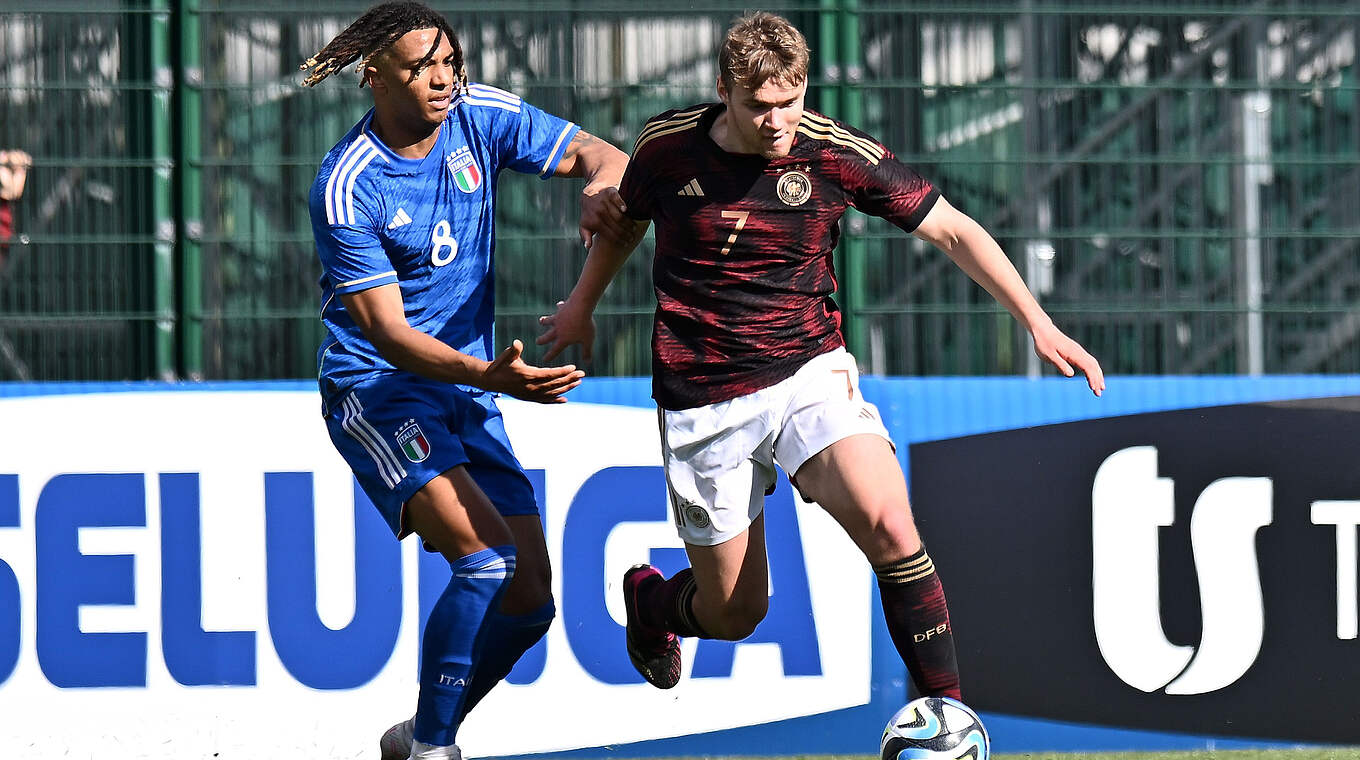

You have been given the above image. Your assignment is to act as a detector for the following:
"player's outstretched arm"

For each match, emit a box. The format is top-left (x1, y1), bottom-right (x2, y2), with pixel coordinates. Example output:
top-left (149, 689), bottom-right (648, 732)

top-left (342, 284), bottom-right (584, 403)
top-left (552, 130), bottom-right (632, 247)
top-left (913, 197), bottom-right (1105, 396)
top-left (537, 217), bottom-right (650, 362)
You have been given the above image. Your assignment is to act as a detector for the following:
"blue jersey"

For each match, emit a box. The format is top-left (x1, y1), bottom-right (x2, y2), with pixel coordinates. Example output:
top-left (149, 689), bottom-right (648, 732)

top-left (310, 83), bottom-right (579, 408)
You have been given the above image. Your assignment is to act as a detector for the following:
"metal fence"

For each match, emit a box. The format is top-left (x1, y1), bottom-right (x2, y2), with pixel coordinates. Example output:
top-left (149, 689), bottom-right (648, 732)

top-left (0, 1), bottom-right (1356, 381)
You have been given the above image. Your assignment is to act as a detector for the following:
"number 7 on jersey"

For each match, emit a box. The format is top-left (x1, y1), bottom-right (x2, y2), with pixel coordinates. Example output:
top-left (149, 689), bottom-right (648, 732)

top-left (720, 210), bottom-right (750, 256)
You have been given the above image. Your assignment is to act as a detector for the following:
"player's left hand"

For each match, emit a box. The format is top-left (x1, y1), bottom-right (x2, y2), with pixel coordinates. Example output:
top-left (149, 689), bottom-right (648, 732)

top-left (578, 185), bottom-right (630, 248)
top-left (1032, 321), bottom-right (1105, 397)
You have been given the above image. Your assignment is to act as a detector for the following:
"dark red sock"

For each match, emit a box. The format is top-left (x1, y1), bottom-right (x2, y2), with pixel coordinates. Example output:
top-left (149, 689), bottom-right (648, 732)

top-left (639, 568), bottom-right (711, 638)
top-left (875, 548), bottom-right (961, 700)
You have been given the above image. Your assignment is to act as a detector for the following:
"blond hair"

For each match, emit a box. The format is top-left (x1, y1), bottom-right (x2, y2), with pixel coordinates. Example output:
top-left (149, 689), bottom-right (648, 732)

top-left (718, 12), bottom-right (810, 91)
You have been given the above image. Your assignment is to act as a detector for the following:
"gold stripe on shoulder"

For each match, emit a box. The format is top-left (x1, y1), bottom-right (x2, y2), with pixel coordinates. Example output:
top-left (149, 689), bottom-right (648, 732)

top-left (801, 111), bottom-right (883, 150)
top-left (634, 118), bottom-right (702, 154)
top-left (636, 106), bottom-right (705, 138)
top-left (800, 114), bottom-right (886, 159)
top-left (633, 107), bottom-right (707, 149)
top-left (800, 112), bottom-right (886, 158)
top-left (797, 123), bottom-right (881, 165)
top-left (798, 120), bottom-right (884, 160)
top-left (650, 103), bottom-right (709, 124)
top-left (634, 111), bottom-right (702, 150)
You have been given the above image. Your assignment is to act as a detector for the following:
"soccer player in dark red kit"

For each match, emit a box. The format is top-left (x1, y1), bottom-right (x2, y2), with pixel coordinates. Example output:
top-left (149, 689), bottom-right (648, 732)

top-left (539, 11), bottom-right (1103, 700)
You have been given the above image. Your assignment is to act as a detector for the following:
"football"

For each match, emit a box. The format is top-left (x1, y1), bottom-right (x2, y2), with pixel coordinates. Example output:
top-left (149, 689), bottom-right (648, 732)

top-left (879, 696), bottom-right (990, 760)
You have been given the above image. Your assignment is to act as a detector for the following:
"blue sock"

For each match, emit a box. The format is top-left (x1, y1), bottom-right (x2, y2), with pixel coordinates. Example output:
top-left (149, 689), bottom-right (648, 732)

top-left (458, 599), bottom-right (555, 719)
top-left (413, 545), bottom-right (516, 748)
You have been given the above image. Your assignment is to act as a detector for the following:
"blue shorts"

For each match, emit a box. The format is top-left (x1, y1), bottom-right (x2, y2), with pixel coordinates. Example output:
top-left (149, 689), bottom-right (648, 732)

top-left (323, 375), bottom-right (538, 538)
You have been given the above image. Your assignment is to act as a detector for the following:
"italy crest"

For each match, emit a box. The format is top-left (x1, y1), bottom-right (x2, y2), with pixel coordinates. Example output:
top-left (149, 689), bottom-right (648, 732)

top-left (446, 146), bottom-right (482, 193)
top-left (396, 419), bottom-right (431, 463)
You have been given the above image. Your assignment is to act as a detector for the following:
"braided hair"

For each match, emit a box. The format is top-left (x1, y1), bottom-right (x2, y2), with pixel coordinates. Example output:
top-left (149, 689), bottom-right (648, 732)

top-left (300, 2), bottom-right (466, 91)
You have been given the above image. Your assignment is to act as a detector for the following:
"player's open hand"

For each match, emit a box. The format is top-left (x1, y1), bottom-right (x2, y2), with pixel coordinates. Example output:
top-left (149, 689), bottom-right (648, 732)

top-left (1032, 322), bottom-right (1105, 397)
top-left (578, 185), bottom-right (630, 248)
top-left (536, 299), bottom-right (595, 363)
top-left (482, 339), bottom-right (585, 404)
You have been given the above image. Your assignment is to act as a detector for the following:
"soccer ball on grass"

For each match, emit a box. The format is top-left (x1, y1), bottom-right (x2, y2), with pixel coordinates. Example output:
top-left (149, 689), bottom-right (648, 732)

top-left (879, 696), bottom-right (990, 760)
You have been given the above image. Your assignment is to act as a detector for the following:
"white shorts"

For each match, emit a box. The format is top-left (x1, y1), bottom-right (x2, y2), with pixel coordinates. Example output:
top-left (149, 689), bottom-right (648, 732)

top-left (659, 347), bottom-right (894, 546)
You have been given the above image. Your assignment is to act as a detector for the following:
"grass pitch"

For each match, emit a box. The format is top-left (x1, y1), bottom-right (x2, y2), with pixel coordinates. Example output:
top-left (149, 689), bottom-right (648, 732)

top-left (775, 752), bottom-right (1360, 760)
top-left (994, 751), bottom-right (1360, 759)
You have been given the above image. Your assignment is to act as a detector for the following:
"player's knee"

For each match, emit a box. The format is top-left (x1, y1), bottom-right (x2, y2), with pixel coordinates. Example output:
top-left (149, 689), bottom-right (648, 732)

top-left (501, 563), bottom-right (552, 615)
top-left (858, 500), bottom-right (919, 555)
top-left (707, 596), bottom-right (768, 640)
top-left (888, 513), bottom-right (923, 551)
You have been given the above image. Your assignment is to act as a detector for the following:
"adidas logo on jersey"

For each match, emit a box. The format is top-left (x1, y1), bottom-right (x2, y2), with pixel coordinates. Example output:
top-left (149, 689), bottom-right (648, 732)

top-left (387, 208), bottom-right (413, 230)
top-left (676, 178), bottom-right (705, 197)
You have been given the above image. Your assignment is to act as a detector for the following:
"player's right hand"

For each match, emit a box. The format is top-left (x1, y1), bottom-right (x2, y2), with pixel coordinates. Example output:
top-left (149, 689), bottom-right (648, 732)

top-left (1031, 322), bottom-right (1105, 397)
top-left (482, 339), bottom-right (584, 404)
top-left (536, 298), bottom-right (595, 363)
top-left (579, 185), bottom-right (630, 248)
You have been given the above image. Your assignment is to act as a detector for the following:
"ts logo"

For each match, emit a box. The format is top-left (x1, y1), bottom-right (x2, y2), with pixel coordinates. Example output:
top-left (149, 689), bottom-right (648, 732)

top-left (1091, 446), bottom-right (1271, 695)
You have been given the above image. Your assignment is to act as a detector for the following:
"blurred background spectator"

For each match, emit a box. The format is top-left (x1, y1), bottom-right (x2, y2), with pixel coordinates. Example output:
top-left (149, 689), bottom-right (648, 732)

top-left (0, 149), bottom-right (31, 270)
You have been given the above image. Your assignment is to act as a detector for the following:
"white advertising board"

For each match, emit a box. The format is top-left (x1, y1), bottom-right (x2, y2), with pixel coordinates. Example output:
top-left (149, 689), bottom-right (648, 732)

top-left (0, 391), bottom-right (871, 759)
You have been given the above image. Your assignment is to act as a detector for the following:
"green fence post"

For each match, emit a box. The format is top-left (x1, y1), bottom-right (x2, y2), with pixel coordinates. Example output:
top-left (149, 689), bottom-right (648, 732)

top-left (819, 0), bottom-right (841, 114)
top-left (818, 0), bottom-right (854, 359)
top-left (151, 0), bottom-right (177, 379)
top-left (179, 0), bottom-right (204, 379)
top-left (838, 0), bottom-right (869, 364)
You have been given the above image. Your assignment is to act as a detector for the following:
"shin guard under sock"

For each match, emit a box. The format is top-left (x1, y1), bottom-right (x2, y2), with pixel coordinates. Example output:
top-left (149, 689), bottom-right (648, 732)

top-left (412, 546), bottom-right (516, 747)
top-left (875, 547), bottom-right (962, 700)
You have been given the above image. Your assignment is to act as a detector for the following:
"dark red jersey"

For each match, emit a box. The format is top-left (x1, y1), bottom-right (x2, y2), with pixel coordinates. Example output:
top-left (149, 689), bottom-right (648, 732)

top-left (620, 103), bottom-right (939, 410)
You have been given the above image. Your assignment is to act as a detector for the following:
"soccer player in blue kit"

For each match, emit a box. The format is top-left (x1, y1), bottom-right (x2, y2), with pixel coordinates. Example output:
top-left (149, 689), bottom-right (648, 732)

top-left (301, 4), bottom-right (629, 759)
